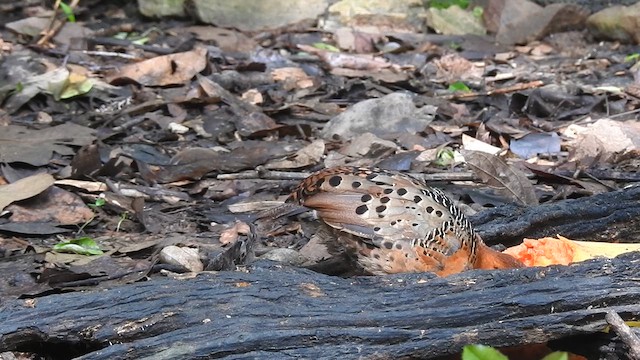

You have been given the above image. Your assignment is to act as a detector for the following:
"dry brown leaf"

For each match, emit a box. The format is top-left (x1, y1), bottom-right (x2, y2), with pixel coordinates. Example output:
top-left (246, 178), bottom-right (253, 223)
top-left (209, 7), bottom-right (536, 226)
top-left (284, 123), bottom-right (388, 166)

top-left (433, 53), bottom-right (483, 83)
top-left (462, 150), bottom-right (538, 205)
top-left (461, 134), bottom-right (501, 155)
top-left (271, 67), bottom-right (314, 90)
top-left (567, 119), bottom-right (640, 164)
top-left (298, 44), bottom-right (393, 71)
top-left (265, 139), bottom-right (325, 169)
top-left (106, 46), bottom-right (208, 86)
top-left (219, 221), bottom-right (251, 245)
top-left (8, 186), bottom-right (94, 225)
top-left (55, 179), bottom-right (108, 192)
top-left (0, 173), bottom-right (55, 212)
top-left (0, 123), bottom-right (96, 166)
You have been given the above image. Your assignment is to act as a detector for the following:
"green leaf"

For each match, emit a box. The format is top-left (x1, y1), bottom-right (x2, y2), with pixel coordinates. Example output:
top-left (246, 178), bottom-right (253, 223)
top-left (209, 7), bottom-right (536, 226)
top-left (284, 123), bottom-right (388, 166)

top-left (430, 0), bottom-right (470, 9)
top-left (462, 345), bottom-right (508, 360)
top-left (53, 237), bottom-right (104, 256)
top-left (472, 6), bottom-right (484, 18)
top-left (434, 148), bottom-right (456, 167)
top-left (89, 197), bottom-right (106, 210)
top-left (12, 82), bottom-right (24, 94)
top-left (59, 77), bottom-right (94, 99)
top-left (625, 53), bottom-right (640, 62)
top-left (541, 352), bottom-right (569, 360)
top-left (59, 2), bottom-right (76, 22)
top-left (448, 81), bottom-right (471, 92)
top-left (114, 32), bottom-right (129, 40)
top-left (448, 42), bottom-right (462, 50)
top-left (131, 37), bottom-right (150, 46)
top-left (313, 42), bottom-right (340, 52)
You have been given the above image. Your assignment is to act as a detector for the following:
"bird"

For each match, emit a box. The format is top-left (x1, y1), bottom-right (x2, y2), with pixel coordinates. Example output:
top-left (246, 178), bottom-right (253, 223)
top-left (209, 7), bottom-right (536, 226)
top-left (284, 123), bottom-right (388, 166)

top-left (286, 166), bottom-right (524, 276)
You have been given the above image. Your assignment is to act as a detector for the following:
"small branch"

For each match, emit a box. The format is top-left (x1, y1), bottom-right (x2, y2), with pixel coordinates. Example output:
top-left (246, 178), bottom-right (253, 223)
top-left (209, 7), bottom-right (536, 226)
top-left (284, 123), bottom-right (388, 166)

top-left (606, 310), bottom-right (640, 360)
top-left (217, 169), bottom-right (479, 182)
top-left (37, 0), bottom-right (80, 46)
top-left (444, 80), bottom-right (545, 100)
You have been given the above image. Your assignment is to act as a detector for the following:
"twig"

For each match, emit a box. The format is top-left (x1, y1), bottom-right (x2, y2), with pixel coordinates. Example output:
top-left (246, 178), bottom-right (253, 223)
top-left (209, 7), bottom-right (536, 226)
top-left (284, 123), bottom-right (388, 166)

top-left (37, 0), bottom-right (80, 46)
top-left (443, 80), bottom-right (545, 100)
top-left (606, 310), bottom-right (640, 360)
top-left (217, 170), bottom-right (303, 181)
top-left (82, 50), bottom-right (140, 60)
top-left (88, 36), bottom-right (178, 55)
top-left (217, 169), bottom-right (480, 182)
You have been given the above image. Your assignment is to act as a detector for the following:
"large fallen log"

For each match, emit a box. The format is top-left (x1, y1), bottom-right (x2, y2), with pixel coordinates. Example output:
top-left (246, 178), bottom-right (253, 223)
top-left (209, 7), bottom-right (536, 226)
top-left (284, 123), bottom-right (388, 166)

top-left (1, 251), bottom-right (640, 359)
top-left (472, 184), bottom-right (640, 245)
top-left (1, 187), bottom-right (639, 358)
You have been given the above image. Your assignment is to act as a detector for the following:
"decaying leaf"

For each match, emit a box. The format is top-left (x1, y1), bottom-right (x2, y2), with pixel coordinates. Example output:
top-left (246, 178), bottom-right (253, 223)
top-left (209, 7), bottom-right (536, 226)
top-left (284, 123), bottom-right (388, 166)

top-left (265, 139), bottom-right (325, 169)
top-left (0, 173), bottom-right (55, 212)
top-left (462, 150), bottom-right (538, 206)
top-left (219, 221), bottom-right (251, 245)
top-left (461, 134), bottom-right (501, 155)
top-left (298, 44), bottom-right (394, 71)
top-left (106, 47), bottom-right (208, 86)
top-left (0, 123), bottom-right (96, 166)
top-left (8, 186), bottom-right (94, 225)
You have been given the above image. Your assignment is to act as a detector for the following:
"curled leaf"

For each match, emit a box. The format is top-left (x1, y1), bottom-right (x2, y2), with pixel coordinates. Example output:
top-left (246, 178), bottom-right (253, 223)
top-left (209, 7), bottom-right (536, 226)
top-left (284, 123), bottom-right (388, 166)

top-left (53, 237), bottom-right (103, 255)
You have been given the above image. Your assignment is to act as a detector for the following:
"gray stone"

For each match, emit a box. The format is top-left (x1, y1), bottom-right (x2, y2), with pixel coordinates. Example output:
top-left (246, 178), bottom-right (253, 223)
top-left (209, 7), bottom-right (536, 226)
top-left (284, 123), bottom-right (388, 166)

top-left (193, 0), bottom-right (329, 32)
top-left (479, 0), bottom-right (587, 45)
top-left (138, 0), bottom-right (186, 17)
top-left (321, 92), bottom-right (436, 139)
top-left (587, 2), bottom-right (640, 44)
top-left (260, 248), bottom-right (309, 266)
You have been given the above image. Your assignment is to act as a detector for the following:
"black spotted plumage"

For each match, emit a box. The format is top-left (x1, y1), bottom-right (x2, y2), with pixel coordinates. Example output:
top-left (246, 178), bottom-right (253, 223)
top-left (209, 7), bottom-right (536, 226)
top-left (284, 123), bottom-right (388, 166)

top-left (286, 166), bottom-right (486, 274)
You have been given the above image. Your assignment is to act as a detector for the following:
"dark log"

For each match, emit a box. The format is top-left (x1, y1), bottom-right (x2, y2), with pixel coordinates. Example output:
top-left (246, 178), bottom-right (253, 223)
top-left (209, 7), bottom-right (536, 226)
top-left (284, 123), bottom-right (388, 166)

top-left (473, 185), bottom-right (640, 245)
top-left (2, 251), bottom-right (640, 359)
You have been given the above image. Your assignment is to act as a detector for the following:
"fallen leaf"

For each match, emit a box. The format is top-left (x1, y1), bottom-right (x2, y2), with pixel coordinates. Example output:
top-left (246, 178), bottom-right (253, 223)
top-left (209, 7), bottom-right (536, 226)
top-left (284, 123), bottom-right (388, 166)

top-left (53, 237), bottom-right (104, 256)
top-left (219, 221), bottom-right (250, 245)
top-left (0, 173), bottom-right (55, 212)
top-left (0, 123), bottom-right (96, 166)
top-left (265, 139), bottom-right (325, 169)
top-left (106, 46), bottom-right (208, 86)
top-left (461, 134), bottom-right (501, 155)
top-left (8, 186), bottom-right (94, 225)
top-left (462, 150), bottom-right (538, 205)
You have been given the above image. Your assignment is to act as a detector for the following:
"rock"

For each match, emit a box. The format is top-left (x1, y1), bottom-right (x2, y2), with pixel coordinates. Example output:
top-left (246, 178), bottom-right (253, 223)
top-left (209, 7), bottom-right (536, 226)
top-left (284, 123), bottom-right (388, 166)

top-left (321, 92), bottom-right (436, 139)
top-left (587, 2), bottom-right (640, 44)
top-left (479, 0), bottom-right (588, 45)
top-left (139, 0), bottom-right (328, 31)
top-left (324, 0), bottom-right (426, 32)
top-left (159, 246), bottom-right (204, 272)
top-left (192, 0), bottom-right (329, 32)
top-left (532, 0), bottom-right (637, 13)
top-left (426, 5), bottom-right (486, 36)
top-left (138, 0), bottom-right (186, 17)
top-left (260, 248), bottom-right (309, 266)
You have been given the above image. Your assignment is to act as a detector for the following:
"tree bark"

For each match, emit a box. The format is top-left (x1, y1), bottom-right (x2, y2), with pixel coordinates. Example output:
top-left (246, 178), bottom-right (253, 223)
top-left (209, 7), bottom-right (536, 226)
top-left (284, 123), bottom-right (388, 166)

top-left (473, 185), bottom-right (640, 245)
top-left (2, 252), bottom-right (640, 359)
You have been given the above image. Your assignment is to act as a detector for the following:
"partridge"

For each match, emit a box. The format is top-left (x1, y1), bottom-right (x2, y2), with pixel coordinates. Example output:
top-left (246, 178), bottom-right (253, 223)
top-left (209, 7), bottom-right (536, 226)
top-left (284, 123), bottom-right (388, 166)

top-left (287, 166), bottom-right (523, 276)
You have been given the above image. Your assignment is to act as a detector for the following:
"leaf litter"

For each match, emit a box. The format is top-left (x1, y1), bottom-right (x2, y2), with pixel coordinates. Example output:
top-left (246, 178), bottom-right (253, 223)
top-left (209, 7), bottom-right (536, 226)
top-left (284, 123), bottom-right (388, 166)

top-left (0, 1), bottom-right (639, 311)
